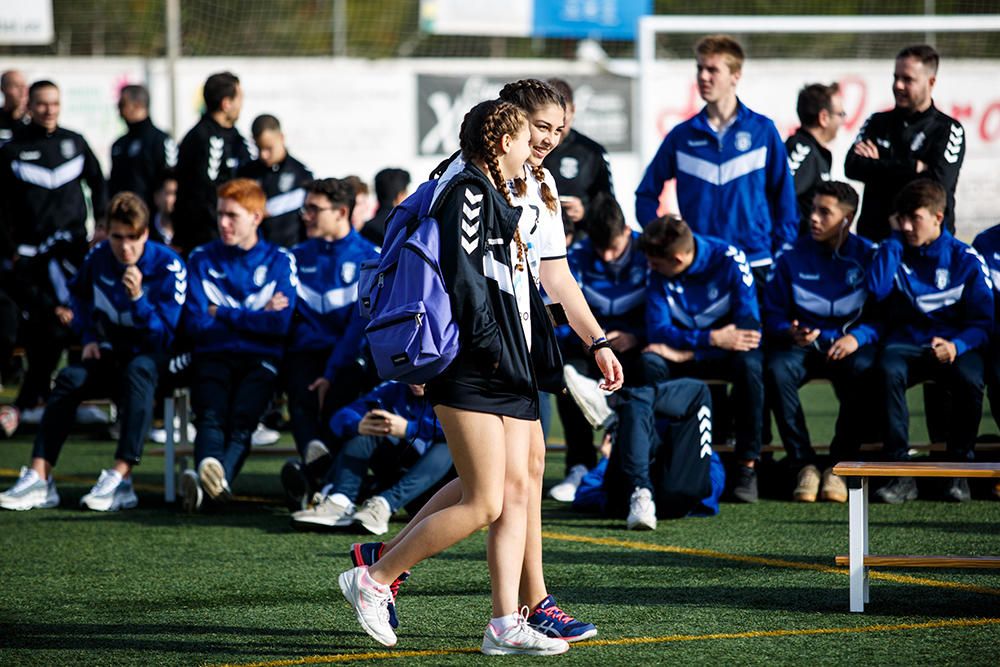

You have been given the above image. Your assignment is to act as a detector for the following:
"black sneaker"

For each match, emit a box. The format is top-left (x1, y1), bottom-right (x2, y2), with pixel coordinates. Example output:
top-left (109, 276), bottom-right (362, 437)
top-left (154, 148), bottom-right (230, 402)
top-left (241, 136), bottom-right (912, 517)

top-left (280, 458), bottom-right (309, 511)
top-left (875, 476), bottom-right (918, 504)
top-left (944, 477), bottom-right (971, 502)
top-left (731, 466), bottom-right (758, 503)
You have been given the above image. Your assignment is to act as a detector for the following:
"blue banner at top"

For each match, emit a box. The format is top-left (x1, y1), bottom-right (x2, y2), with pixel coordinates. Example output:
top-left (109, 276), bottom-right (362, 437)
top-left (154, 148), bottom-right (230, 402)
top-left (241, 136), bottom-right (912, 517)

top-left (533, 0), bottom-right (651, 41)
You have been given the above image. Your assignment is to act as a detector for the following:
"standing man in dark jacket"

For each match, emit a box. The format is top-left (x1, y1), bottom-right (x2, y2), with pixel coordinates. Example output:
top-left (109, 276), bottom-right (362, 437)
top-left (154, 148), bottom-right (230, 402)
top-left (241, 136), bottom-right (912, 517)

top-left (785, 82), bottom-right (846, 234)
top-left (542, 78), bottom-right (614, 236)
top-left (172, 71), bottom-right (253, 254)
top-left (845, 44), bottom-right (965, 242)
top-left (0, 69), bottom-right (29, 147)
top-left (0, 80), bottom-right (106, 425)
top-left (237, 114), bottom-right (314, 248)
top-left (109, 85), bottom-right (176, 213)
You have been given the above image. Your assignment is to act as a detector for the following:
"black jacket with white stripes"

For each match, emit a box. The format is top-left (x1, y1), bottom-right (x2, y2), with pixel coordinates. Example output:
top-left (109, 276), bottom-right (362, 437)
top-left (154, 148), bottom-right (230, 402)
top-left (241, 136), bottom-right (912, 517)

top-left (236, 153), bottom-right (314, 248)
top-left (172, 114), bottom-right (253, 253)
top-left (542, 128), bottom-right (614, 234)
top-left (784, 128), bottom-right (831, 235)
top-left (109, 117), bottom-right (176, 214)
top-left (0, 122), bottom-right (106, 260)
top-left (844, 104), bottom-right (965, 241)
top-left (426, 162), bottom-right (563, 421)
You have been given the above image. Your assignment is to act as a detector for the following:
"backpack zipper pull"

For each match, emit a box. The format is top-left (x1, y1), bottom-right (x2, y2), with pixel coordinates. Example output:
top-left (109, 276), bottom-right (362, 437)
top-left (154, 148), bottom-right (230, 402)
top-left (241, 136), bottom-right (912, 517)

top-left (378, 273), bottom-right (384, 287)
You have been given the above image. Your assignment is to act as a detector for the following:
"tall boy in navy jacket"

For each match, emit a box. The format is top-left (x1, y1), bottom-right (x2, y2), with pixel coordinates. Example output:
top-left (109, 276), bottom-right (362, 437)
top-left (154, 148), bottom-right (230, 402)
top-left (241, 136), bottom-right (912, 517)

top-left (0, 192), bottom-right (185, 512)
top-left (640, 215), bottom-right (764, 502)
top-left (179, 178), bottom-right (297, 511)
top-left (763, 181), bottom-right (878, 503)
top-left (972, 222), bottom-right (1000, 433)
top-left (870, 179), bottom-right (992, 504)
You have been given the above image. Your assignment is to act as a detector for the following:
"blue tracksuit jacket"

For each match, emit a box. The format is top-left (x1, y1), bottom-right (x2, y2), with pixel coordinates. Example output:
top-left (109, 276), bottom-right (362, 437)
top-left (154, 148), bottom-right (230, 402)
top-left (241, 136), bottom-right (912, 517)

top-left (646, 233), bottom-right (760, 360)
top-left (566, 231), bottom-right (648, 342)
top-left (184, 238), bottom-right (297, 357)
top-left (972, 224), bottom-right (1000, 336)
top-left (329, 381), bottom-right (444, 455)
top-left (763, 234), bottom-right (879, 349)
top-left (72, 240), bottom-right (185, 355)
top-left (868, 230), bottom-right (992, 355)
top-left (635, 100), bottom-right (798, 267)
top-left (289, 231), bottom-right (379, 376)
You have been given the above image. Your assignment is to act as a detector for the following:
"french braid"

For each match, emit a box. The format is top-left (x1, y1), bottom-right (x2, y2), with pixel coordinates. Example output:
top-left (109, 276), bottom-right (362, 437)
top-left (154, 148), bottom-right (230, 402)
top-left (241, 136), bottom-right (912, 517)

top-left (498, 79), bottom-right (566, 214)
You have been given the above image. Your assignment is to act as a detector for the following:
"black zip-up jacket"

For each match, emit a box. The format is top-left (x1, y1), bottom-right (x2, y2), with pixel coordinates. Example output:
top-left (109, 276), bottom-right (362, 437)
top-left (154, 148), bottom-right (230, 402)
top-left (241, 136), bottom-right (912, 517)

top-left (785, 128), bottom-right (832, 235)
top-left (428, 163), bottom-right (563, 420)
top-left (845, 104), bottom-right (965, 241)
top-left (542, 128), bottom-right (614, 233)
top-left (172, 114), bottom-right (253, 253)
top-left (236, 153), bottom-right (314, 248)
top-left (109, 117), bottom-right (176, 212)
top-left (0, 109), bottom-right (29, 148)
top-left (0, 122), bottom-right (106, 259)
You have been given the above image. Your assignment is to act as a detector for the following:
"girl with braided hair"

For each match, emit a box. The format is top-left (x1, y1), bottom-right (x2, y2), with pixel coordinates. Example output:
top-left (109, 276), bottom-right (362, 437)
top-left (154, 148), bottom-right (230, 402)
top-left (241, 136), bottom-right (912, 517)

top-left (339, 99), bottom-right (575, 655)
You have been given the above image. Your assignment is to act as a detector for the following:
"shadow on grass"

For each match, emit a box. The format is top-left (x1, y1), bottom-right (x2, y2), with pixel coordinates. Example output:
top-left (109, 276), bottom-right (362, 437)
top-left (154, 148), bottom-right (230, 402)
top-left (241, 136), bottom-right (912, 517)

top-left (0, 620), bottom-right (410, 656)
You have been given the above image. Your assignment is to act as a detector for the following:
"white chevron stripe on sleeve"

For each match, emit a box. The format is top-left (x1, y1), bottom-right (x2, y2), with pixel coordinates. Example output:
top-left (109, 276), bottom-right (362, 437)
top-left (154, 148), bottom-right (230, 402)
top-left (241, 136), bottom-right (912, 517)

top-left (266, 188), bottom-right (306, 217)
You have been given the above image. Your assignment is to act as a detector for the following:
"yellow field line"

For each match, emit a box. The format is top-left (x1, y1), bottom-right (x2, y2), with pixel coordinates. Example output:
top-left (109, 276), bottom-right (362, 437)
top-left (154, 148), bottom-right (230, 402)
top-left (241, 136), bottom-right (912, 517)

top-left (542, 530), bottom-right (1000, 597)
top-left (209, 617), bottom-right (1000, 667)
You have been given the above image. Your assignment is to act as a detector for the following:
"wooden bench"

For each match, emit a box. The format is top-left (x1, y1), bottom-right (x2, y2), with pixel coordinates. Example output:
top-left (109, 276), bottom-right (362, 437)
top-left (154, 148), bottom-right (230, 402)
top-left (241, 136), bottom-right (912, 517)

top-left (831, 461), bottom-right (1000, 612)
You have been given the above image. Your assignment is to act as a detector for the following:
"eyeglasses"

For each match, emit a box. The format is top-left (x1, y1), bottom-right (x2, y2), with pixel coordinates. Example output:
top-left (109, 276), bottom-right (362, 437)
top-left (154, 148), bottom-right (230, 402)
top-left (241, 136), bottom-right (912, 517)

top-left (299, 204), bottom-right (334, 216)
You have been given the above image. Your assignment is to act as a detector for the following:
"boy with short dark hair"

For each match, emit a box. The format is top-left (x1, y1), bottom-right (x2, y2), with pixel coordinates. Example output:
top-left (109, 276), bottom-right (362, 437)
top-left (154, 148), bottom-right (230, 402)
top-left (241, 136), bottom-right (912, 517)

top-left (870, 178), bottom-right (992, 503)
top-left (0, 191), bottom-right (186, 511)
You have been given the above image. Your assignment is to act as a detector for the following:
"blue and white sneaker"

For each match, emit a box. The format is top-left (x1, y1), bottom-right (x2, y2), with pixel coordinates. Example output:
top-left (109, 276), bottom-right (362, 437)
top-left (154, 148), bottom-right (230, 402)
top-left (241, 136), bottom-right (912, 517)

top-left (0, 467), bottom-right (59, 511)
top-left (527, 595), bottom-right (597, 642)
top-left (349, 542), bottom-right (410, 629)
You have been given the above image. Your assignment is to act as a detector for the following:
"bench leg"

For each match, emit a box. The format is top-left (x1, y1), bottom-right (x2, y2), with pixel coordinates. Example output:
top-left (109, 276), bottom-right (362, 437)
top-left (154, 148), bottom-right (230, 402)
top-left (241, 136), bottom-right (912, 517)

top-left (848, 476), bottom-right (868, 612)
top-left (164, 396), bottom-right (176, 503)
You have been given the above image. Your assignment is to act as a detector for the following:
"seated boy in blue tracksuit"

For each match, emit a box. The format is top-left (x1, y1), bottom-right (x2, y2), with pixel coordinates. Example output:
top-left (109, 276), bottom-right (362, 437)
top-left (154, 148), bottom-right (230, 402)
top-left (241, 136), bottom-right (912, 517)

top-left (869, 179), bottom-right (993, 504)
top-left (763, 181), bottom-right (879, 504)
top-left (640, 214), bottom-right (764, 503)
top-left (972, 222), bottom-right (1000, 434)
top-left (283, 178), bottom-right (379, 458)
top-left (0, 192), bottom-right (185, 512)
top-left (554, 194), bottom-right (649, 499)
top-left (290, 381), bottom-right (450, 536)
top-left (179, 178), bottom-right (297, 511)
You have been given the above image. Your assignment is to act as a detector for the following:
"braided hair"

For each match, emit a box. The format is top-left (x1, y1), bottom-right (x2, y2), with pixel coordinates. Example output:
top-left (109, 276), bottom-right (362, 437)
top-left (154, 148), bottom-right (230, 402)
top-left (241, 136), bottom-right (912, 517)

top-left (459, 99), bottom-right (530, 271)
top-left (498, 79), bottom-right (566, 214)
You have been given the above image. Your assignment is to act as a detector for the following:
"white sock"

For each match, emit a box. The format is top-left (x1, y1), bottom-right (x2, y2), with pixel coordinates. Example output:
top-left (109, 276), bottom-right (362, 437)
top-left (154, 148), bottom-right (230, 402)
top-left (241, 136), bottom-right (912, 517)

top-left (490, 611), bottom-right (521, 634)
top-left (361, 567), bottom-right (389, 593)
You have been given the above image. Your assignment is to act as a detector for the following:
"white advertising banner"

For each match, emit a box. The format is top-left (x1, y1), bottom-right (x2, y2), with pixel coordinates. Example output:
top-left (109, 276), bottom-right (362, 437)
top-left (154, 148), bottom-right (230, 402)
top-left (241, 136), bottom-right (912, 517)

top-left (639, 59), bottom-right (1000, 238)
top-left (0, 0), bottom-right (54, 45)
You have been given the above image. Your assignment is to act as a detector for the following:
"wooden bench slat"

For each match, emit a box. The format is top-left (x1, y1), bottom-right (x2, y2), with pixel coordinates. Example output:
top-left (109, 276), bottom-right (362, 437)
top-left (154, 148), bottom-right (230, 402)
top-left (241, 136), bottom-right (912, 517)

top-left (832, 462), bottom-right (1000, 478)
top-left (835, 555), bottom-right (1000, 569)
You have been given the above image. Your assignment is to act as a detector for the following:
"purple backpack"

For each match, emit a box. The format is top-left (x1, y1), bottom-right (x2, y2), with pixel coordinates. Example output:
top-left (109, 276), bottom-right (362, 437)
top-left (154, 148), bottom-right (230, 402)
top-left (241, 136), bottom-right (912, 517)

top-left (358, 180), bottom-right (460, 383)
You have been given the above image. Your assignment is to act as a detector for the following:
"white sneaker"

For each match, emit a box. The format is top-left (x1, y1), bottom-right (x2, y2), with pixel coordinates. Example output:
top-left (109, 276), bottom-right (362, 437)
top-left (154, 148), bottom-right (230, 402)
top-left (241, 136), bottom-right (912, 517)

top-left (150, 419), bottom-right (197, 444)
top-left (291, 492), bottom-right (354, 529)
top-left (18, 406), bottom-right (45, 425)
top-left (80, 469), bottom-right (139, 511)
top-left (251, 423), bottom-right (280, 447)
top-left (180, 468), bottom-right (203, 512)
top-left (481, 609), bottom-right (570, 656)
top-left (198, 457), bottom-right (231, 501)
top-left (548, 464), bottom-right (588, 503)
top-left (563, 365), bottom-right (615, 429)
top-left (0, 467), bottom-right (60, 510)
top-left (75, 404), bottom-right (110, 425)
top-left (339, 565), bottom-right (397, 647)
top-left (627, 487), bottom-right (657, 531)
top-left (353, 495), bottom-right (391, 535)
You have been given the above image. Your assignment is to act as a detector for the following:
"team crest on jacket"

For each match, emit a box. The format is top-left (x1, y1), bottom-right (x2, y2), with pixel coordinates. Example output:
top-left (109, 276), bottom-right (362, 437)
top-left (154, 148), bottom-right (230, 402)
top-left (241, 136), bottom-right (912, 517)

top-left (708, 284), bottom-right (719, 300)
top-left (735, 131), bottom-right (752, 152)
top-left (279, 172), bottom-right (295, 192)
top-left (128, 139), bottom-right (142, 157)
top-left (341, 261), bottom-right (357, 283)
top-left (60, 139), bottom-right (76, 159)
top-left (254, 265), bottom-right (267, 287)
top-left (846, 267), bottom-right (862, 286)
top-left (559, 157), bottom-right (579, 179)
top-left (935, 269), bottom-right (949, 290)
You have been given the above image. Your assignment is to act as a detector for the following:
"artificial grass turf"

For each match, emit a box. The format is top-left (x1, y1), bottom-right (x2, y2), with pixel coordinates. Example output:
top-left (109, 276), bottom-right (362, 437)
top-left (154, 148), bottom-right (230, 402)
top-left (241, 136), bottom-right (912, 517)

top-left (0, 383), bottom-right (998, 665)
